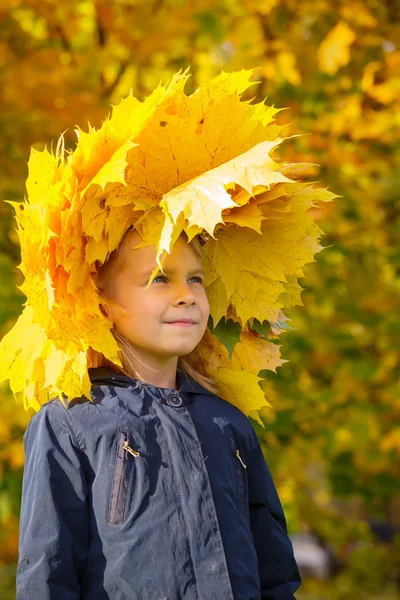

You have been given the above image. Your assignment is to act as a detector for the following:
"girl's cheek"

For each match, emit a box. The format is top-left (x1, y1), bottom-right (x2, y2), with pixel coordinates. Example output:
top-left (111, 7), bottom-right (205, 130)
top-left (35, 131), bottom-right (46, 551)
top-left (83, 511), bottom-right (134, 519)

top-left (203, 293), bottom-right (210, 312)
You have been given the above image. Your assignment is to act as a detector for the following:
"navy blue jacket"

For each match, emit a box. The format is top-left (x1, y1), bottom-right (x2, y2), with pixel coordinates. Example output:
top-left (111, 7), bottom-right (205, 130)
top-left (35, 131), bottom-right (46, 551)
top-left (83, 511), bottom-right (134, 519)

top-left (16, 367), bottom-right (301, 600)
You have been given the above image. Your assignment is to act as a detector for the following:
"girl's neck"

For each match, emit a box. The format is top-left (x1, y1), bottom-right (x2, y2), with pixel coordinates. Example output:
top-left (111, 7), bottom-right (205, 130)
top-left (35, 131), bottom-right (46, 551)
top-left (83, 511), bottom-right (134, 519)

top-left (127, 358), bottom-right (179, 390)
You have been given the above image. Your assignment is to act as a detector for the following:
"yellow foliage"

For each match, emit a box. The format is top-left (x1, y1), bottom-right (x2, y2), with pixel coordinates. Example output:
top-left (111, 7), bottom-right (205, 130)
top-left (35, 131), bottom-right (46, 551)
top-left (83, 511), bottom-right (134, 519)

top-left (379, 428), bottom-right (400, 456)
top-left (276, 52), bottom-right (301, 86)
top-left (0, 69), bottom-right (333, 420)
top-left (318, 21), bottom-right (356, 75)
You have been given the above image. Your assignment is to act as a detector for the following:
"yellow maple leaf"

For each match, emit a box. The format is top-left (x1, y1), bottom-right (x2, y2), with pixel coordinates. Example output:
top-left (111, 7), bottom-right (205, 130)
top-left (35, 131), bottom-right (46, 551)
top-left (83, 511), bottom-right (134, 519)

top-left (215, 368), bottom-right (269, 427)
top-left (222, 202), bottom-right (266, 234)
top-left (82, 139), bottom-right (136, 195)
top-left (146, 140), bottom-right (291, 286)
top-left (232, 329), bottom-right (288, 374)
top-left (203, 277), bottom-right (229, 326)
top-left (25, 147), bottom-right (61, 205)
top-left (162, 139), bottom-right (289, 234)
top-left (202, 226), bottom-right (289, 325)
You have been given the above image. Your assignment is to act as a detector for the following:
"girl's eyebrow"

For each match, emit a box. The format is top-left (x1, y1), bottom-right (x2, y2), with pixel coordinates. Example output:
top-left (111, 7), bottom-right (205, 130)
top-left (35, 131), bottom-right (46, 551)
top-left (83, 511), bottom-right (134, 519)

top-left (141, 267), bottom-right (205, 277)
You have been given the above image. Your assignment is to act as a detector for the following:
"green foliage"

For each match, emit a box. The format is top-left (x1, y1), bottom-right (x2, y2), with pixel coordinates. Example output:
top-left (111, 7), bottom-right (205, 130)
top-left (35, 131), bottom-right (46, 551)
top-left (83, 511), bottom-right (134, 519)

top-left (210, 317), bottom-right (242, 360)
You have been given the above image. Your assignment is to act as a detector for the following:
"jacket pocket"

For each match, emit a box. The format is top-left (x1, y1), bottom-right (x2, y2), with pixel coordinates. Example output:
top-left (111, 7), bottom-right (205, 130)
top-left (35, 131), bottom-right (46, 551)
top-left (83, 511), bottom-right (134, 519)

top-left (107, 431), bottom-right (140, 526)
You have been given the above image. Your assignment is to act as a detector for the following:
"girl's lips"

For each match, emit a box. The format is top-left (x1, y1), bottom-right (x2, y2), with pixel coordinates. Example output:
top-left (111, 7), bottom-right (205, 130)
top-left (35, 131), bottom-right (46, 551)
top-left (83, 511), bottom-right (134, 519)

top-left (166, 321), bottom-right (196, 327)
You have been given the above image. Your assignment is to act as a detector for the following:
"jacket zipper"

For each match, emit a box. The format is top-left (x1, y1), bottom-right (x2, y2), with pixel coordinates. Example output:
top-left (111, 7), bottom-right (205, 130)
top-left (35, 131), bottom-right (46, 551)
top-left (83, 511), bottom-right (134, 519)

top-left (235, 449), bottom-right (247, 469)
top-left (123, 439), bottom-right (140, 458)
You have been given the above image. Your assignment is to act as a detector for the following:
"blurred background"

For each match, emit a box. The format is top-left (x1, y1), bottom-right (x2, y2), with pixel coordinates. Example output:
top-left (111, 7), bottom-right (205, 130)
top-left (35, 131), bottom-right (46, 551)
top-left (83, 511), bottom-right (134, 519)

top-left (0, 1), bottom-right (399, 598)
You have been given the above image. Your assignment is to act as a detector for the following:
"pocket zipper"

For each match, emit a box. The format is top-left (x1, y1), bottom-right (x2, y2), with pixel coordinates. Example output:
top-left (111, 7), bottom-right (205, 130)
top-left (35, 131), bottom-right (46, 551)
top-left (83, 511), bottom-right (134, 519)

top-left (123, 439), bottom-right (140, 458)
top-left (235, 449), bottom-right (247, 469)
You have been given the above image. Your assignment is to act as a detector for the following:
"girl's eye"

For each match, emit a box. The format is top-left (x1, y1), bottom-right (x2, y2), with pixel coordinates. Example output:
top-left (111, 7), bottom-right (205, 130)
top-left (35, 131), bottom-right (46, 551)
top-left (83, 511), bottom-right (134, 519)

top-left (190, 277), bottom-right (205, 285)
top-left (152, 275), bottom-right (204, 285)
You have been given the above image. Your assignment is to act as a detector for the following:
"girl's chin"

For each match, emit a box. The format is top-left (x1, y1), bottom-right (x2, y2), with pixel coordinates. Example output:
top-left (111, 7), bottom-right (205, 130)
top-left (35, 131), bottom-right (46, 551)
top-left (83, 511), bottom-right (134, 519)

top-left (165, 340), bottom-right (200, 354)
top-left (117, 329), bottom-right (203, 353)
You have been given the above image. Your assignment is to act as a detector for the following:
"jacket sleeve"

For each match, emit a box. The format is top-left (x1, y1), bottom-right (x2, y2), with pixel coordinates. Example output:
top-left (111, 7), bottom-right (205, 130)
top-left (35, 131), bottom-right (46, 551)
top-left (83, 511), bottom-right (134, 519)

top-left (16, 401), bottom-right (89, 600)
top-left (247, 431), bottom-right (301, 600)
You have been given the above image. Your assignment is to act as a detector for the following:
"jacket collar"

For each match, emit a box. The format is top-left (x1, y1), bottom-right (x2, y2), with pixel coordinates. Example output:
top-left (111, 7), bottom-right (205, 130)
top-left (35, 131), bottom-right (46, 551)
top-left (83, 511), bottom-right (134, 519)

top-left (88, 366), bottom-right (216, 396)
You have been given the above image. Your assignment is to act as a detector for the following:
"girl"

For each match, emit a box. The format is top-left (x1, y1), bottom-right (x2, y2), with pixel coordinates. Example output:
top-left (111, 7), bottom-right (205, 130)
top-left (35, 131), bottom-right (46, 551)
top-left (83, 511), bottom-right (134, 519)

top-left (16, 225), bottom-right (301, 599)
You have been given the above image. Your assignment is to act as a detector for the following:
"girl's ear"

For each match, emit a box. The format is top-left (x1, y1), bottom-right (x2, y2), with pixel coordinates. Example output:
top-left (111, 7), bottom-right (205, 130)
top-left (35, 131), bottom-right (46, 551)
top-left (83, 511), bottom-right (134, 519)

top-left (99, 303), bottom-right (110, 318)
top-left (100, 298), bottom-right (129, 322)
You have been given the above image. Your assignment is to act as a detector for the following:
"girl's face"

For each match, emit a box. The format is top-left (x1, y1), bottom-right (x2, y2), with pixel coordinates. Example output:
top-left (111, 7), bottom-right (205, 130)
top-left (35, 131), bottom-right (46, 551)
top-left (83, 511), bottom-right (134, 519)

top-left (102, 230), bottom-right (210, 366)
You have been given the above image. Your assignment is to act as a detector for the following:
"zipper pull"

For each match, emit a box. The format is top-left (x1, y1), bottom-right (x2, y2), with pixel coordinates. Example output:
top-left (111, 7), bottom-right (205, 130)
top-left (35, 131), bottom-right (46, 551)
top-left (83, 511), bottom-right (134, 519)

top-left (235, 449), bottom-right (247, 469)
top-left (123, 440), bottom-right (140, 458)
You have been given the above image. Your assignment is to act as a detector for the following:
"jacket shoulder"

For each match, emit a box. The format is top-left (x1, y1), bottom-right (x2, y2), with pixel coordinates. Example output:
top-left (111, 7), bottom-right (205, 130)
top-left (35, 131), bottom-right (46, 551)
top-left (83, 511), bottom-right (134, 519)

top-left (27, 396), bottom-right (69, 427)
top-left (25, 396), bottom-right (88, 452)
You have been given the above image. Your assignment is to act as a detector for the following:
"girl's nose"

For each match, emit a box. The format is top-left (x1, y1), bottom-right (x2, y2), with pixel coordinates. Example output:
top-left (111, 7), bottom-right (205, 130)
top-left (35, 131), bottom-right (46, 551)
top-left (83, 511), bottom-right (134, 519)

top-left (173, 283), bottom-right (197, 304)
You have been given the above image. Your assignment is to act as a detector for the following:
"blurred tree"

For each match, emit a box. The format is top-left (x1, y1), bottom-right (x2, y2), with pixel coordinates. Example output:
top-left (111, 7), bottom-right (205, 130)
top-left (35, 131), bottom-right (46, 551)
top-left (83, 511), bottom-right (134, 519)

top-left (1, 0), bottom-right (399, 597)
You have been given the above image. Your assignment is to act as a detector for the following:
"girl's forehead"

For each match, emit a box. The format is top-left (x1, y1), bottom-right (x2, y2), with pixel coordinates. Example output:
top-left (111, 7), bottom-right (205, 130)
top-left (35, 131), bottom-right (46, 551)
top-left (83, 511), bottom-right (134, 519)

top-left (122, 230), bottom-right (196, 258)
top-left (116, 229), bottom-right (202, 274)
top-left (117, 239), bottom-right (155, 273)
top-left (123, 228), bottom-right (144, 249)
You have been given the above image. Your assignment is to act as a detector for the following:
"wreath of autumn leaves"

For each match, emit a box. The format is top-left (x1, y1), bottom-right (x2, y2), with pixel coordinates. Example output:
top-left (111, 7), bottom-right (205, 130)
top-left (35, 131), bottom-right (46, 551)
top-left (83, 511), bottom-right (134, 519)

top-left (0, 68), bottom-right (335, 422)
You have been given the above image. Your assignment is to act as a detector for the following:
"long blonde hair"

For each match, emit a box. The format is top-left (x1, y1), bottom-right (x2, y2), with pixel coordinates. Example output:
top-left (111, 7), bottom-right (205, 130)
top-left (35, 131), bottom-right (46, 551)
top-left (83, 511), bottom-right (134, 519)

top-left (89, 229), bottom-right (220, 395)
